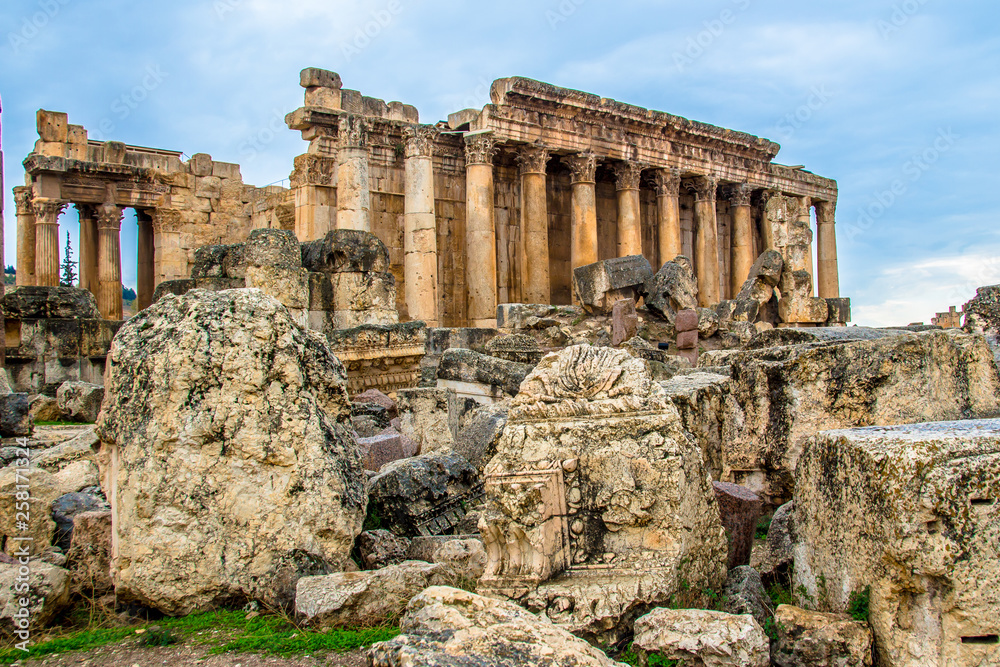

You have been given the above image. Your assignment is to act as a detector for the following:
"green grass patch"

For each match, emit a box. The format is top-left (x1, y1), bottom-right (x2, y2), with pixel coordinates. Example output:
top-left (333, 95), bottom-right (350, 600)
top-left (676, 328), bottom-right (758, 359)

top-left (848, 586), bottom-right (871, 622)
top-left (34, 420), bottom-right (91, 426)
top-left (0, 608), bottom-right (398, 664)
top-left (767, 581), bottom-right (794, 608)
top-left (754, 514), bottom-right (772, 540)
top-left (617, 645), bottom-right (679, 667)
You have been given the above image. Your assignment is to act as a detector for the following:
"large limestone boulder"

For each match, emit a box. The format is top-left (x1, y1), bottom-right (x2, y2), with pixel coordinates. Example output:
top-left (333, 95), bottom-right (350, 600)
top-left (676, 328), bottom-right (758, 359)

top-left (632, 608), bottom-right (770, 667)
top-left (0, 466), bottom-right (61, 557)
top-left (1, 285), bottom-right (101, 320)
top-left (0, 561), bottom-right (71, 633)
top-left (573, 255), bottom-right (653, 314)
top-left (367, 586), bottom-right (628, 666)
top-left (95, 288), bottom-right (367, 615)
top-left (771, 605), bottom-right (873, 667)
top-left (66, 510), bottom-right (113, 595)
top-left (659, 371), bottom-right (731, 481)
top-left (725, 329), bottom-right (1000, 502)
top-left (478, 345), bottom-right (727, 643)
top-left (794, 419), bottom-right (1000, 667)
top-left (295, 560), bottom-right (445, 628)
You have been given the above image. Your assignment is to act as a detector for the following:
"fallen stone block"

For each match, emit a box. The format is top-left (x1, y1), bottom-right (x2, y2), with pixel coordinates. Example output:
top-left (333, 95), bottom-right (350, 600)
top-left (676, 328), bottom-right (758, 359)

top-left (660, 372), bottom-right (731, 481)
top-left (95, 289), bottom-right (367, 615)
top-left (771, 605), bottom-right (873, 667)
top-left (29, 394), bottom-right (60, 423)
top-left (750, 501), bottom-right (795, 580)
top-left (295, 560), bottom-right (444, 629)
top-left (675, 307), bottom-right (699, 332)
top-left (396, 387), bottom-right (456, 455)
top-left (484, 333), bottom-right (544, 364)
top-left (355, 529), bottom-right (411, 570)
top-left (479, 345), bottom-right (727, 644)
top-left (352, 388), bottom-right (397, 419)
top-left (356, 433), bottom-right (405, 472)
top-left (611, 298), bottom-right (638, 346)
top-left (366, 586), bottom-right (625, 667)
top-left (436, 348), bottom-right (532, 401)
top-left (794, 419), bottom-right (1000, 667)
top-left (452, 400), bottom-right (509, 472)
top-left (0, 393), bottom-right (32, 436)
top-left (574, 255), bottom-right (654, 314)
top-left (66, 510), bottom-right (113, 595)
top-left (963, 283), bottom-right (1000, 335)
top-left (1, 466), bottom-right (61, 557)
top-left (712, 482), bottom-right (763, 570)
top-left (368, 451), bottom-right (482, 538)
top-left (405, 534), bottom-right (480, 562)
top-left (633, 607), bottom-right (770, 667)
top-left (641, 255), bottom-right (698, 322)
top-left (56, 381), bottom-right (104, 423)
top-left (431, 537), bottom-right (486, 585)
top-left (51, 491), bottom-right (108, 551)
top-left (0, 561), bottom-right (71, 632)
top-left (722, 566), bottom-right (772, 630)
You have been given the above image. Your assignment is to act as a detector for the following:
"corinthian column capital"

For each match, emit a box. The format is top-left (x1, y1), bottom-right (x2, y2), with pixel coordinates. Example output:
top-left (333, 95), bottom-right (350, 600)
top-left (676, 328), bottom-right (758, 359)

top-left (338, 114), bottom-right (370, 149)
top-left (565, 152), bottom-right (597, 184)
top-left (463, 133), bottom-right (497, 166)
top-left (13, 187), bottom-right (34, 216)
top-left (516, 145), bottom-right (550, 175)
top-left (97, 203), bottom-right (124, 230)
top-left (613, 161), bottom-right (644, 191)
top-left (32, 198), bottom-right (66, 223)
top-left (652, 168), bottom-right (681, 197)
top-left (404, 125), bottom-right (438, 159)
top-left (815, 200), bottom-right (836, 224)
top-left (689, 175), bottom-right (718, 202)
top-left (724, 183), bottom-right (753, 207)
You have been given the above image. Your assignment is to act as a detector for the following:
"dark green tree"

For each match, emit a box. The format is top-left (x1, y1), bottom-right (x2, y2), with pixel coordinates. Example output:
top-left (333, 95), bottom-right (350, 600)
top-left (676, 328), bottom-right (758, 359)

top-left (60, 232), bottom-right (78, 287)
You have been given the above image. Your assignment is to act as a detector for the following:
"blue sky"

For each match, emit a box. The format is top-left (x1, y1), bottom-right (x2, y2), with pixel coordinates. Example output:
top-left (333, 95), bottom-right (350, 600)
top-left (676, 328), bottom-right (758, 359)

top-left (1, 0), bottom-right (998, 326)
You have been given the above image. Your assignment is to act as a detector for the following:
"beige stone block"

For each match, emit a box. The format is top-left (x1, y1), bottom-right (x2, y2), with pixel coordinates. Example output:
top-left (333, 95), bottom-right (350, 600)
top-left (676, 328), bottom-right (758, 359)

top-left (67, 124), bottom-right (87, 144)
top-left (35, 140), bottom-right (66, 158)
top-left (778, 296), bottom-right (829, 324)
top-left (189, 153), bottom-right (213, 176)
top-left (304, 86), bottom-right (341, 109)
top-left (36, 109), bottom-right (68, 142)
top-left (102, 141), bottom-right (126, 163)
top-left (340, 89), bottom-right (363, 113)
top-left (211, 161), bottom-right (242, 180)
top-left (195, 176), bottom-right (223, 199)
top-left (362, 96), bottom-right (388, 118)
top-left (300, 67), bottom-right (342, 89)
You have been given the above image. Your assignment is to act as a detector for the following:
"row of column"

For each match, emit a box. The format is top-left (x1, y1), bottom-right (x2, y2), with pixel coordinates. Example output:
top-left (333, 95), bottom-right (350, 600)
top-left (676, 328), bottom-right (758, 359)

top-left (459, 142), bottom-right (841, 323)
top-left (13, 187), bottom-right (157, 320)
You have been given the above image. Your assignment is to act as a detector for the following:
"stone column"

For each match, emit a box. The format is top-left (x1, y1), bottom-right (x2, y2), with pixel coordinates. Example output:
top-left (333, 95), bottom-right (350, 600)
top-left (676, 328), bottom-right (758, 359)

top-left (97, 203), bottom-right (123, 320)
top-left (152, 209), bottom-right (185, 286)
top-left (692, 176), bottom-right (720, 307)
top-left (653, 168), bottom-right (681, 267)
top-left (13, 187), bottom-right (35, 286)
top-left (292, 154), bottom-right (337, 241)
top-left (613, 161), bottom-right (644, 258)
top-left (727, 183), bottom-right (754, 297)
top-left (136, 210), bottom-right (155, 311)
top-left (517, 145), bottom-right (550, 305)
top-left (464, 133), bottom-right (498, 327)
top-left (566, 153), bottom-right (598, 270)
top-left (32, 198), bottom-right (64, 287)
top-left (403, 126), bottom-right (439, 326)
top-left (336, 115), bottom-right (371, 232)
top-left (77, 204), bottom-right (99, 294)
top-left (815, 201), bottom-right (840, 298)
top-left (798, 196), bottom-right (815, 292)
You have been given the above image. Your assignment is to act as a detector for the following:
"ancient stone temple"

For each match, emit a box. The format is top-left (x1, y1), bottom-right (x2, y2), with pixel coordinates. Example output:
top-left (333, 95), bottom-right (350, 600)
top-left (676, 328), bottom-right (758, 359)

top-left (15, 71), bottom-right (843, 329)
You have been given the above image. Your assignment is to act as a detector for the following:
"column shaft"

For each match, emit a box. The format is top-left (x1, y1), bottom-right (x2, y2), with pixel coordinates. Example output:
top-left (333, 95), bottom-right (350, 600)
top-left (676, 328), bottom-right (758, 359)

top-left (136, 210), bottom-right (155, 311)
top-left (78, 205), bottom-right (99, 293)
top-left (566, 153), bottom-right (598, 270)
top-left (693, 177), bottom-right (720, 307)
top-left (799, 196), bottom-right (815, 294)
top-left (403, 127), bottom-right (439, 326)
top-left (613, 161), bottom-right (643, 258)
top-left (152, 209), bottom-right (185, 286)
top-left (464, 134), bottom-right (498, 327)
top-left (335, 115), bottom-right (371, 232)
top-left (13, 187), bottom-right (35, 286)
top-left (816, 201), bottom-right (840, 298)
top-left (33, 198), bottom-right (64, 287)
top-left (97, 204), bottom-right (123, 320)
top-left (728, 184), bottom-right (754, 296)
top-left (654, 169), bottom-right (681, 266)
top-left (518, 146), bottom-right (550, 304)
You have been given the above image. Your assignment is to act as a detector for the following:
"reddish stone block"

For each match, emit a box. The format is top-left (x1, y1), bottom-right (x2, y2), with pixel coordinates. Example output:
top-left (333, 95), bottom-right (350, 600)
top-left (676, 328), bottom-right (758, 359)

top-left (353, 388), bottom-right (398, 419)
top-left (677, 329), bottom-right (698, 350)
top-left (675, 309), bottom-right (699, 333)
top-left (611, 298), bottom-right (639, 347)
top-left (357, 433), bottom-right (406, 471)
top-left (712, 481), bottom-right (763, 570)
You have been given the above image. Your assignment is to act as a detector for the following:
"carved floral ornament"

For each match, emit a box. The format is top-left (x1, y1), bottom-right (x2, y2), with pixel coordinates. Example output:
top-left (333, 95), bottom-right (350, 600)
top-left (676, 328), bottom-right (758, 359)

top-left (565, 153), bottom-right (597, 184)
top-left (404, 125), bottom-right (439, 159)
top-left (338, 115), bottom-right (370, 149)
top-left (613, 161), bottom-right (645, 191)
top-left (688, 175), bottom-right (719, 202)
top-left (725, 183), bottom-right (753, 207)
top-left (463, 133), bottom-right (498, 166)
top-left (31, 198), bottom-right (66, 222)
top-left (515, 145), bottom-right (550, 175)
top-left (652, 168), bottom-right (681, 197)
top-left (13, 187), bottom-right (33, 216)
top-left (150, 209), bottom-right (183, 234)
top-left (97, 203), bottom-right (124, 229)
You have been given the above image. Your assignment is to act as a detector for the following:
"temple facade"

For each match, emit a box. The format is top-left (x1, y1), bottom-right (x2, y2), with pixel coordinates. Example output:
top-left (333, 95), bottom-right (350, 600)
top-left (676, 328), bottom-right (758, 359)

top-left (14, 71), bottom-right (841, 328)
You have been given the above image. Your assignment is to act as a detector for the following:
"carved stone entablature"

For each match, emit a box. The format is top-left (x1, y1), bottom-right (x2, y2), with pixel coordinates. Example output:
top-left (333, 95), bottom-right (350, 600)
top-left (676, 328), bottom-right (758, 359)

top-left (97, 203), bottom-right (124, 230)
top-left (651, 168), bottom-right (681, 197)
top-left (150, 209), bottom-right (183, 234)
top-left (479, 345), bottom-right (727, 642)
top-left (612, 161), bottom-right (644, 191)
top-left (463, 133), bottom-right (498, 166)
top-left (338, 114), bottom-right (370, 150)
top-left (565, 153), bottom-right (597, 184)
top-left (725, 183), bottom-right (753, 208)
top-left (13, 186), bottom-right (33, 216)
top-left (688, 175), bottom-right (719, 202)
top-left (515, 145), bottom-right (550, 175)
top-left (32, 198), bottom-right (66, 223)
top-left (291, 153), bottom-right (337, 187)
top-left (404, 125), bottom-right (438, 159)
